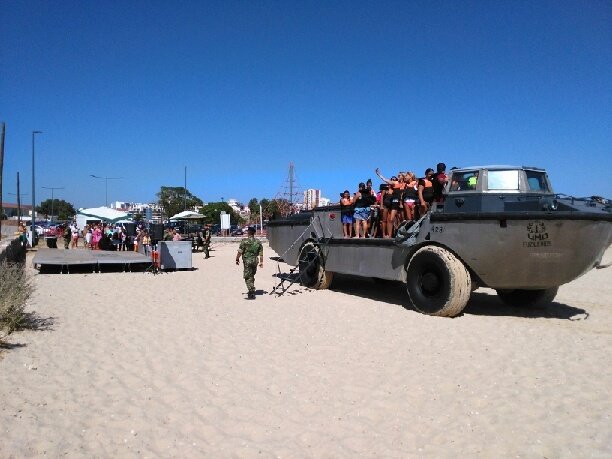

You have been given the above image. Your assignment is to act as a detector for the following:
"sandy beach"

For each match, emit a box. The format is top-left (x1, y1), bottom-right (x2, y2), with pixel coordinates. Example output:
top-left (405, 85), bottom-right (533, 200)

top-left (1, 242), bottom-right (611, 458)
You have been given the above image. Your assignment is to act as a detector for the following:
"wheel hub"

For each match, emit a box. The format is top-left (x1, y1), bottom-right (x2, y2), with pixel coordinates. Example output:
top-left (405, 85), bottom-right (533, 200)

top-left (420, 271), bottom-right (441, 295)
top-left (303, 254), bottom-right (318, 275)
top-left (299, 247), bottom-right (320, 285)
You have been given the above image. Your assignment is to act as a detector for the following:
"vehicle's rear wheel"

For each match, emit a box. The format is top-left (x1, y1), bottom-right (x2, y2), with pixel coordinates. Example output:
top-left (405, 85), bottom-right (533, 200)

top-left (406, 245), bottom-right (471, 317)
top-left (298, 242), bottom-right (333, 289)
top-left (496, 287), bottom-right (558, 308)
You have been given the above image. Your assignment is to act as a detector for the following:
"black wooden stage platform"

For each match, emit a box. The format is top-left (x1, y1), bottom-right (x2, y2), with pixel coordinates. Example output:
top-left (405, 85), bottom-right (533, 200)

top-left (33, 249), bottom-right (152, 273)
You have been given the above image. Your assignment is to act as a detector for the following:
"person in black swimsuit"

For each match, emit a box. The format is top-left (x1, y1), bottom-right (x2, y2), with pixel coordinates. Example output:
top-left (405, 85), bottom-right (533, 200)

top-left (380, 184), bottom-right (394, 238)
top-left (376, 168), bottom-right (406, 238)
top-left (402, 171), bottom-right (418, 221)
top-left (417, 168), bottom-right (435, 218)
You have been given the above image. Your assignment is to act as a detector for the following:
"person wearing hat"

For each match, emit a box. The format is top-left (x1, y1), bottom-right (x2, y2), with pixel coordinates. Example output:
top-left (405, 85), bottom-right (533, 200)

top-left (235, 226), bottom-right (264, 300)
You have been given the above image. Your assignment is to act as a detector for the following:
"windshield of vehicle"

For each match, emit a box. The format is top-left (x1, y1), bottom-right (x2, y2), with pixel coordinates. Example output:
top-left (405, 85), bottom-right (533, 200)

top-left (487, 170), bottom-right (519, 190)
top-left (525, 170), bottom-right (551, 192)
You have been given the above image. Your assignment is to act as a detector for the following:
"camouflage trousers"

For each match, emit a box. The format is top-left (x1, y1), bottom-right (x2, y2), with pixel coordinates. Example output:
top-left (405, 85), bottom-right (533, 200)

top-left (203, 241), bottom-right (210, 258)
top-left (243, 259), bottom-right (258, 293)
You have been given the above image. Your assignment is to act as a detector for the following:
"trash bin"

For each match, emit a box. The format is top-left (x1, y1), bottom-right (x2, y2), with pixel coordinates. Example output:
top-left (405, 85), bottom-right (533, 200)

top-left (46, 237), bottom-right (57, 248)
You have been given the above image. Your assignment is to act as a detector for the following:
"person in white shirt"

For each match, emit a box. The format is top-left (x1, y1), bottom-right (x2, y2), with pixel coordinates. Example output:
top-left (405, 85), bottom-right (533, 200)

top-left (70, 222), bottom-right (79, 248)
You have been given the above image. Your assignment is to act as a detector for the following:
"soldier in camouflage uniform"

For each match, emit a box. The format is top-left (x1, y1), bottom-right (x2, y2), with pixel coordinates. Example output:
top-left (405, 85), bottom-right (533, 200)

top-left (62, 224), bottom-right (72, 249)
top-left (202, 224), bottom-right (212, 259)
top-left (235, 226), bottom-right (263, 300)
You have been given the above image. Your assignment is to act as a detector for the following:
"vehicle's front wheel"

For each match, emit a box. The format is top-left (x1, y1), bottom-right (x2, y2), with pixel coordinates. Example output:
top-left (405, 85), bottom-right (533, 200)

top-left (496, 287), bottom-right (558, 308)
top-left (406, 245), bottom-right (471, 317)
top-left (298, 242), bottom-right (333, 289)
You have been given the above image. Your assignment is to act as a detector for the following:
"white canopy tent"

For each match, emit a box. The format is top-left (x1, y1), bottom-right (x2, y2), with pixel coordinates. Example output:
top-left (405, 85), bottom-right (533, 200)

top-left (169, 210), bottom-right (204, 221)
top-left (76, 207), bottom-right (131, 229)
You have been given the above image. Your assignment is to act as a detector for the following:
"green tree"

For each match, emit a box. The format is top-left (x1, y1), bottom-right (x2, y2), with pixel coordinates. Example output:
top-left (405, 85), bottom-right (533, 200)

top-left (133, 213), bottom-right (143, 222)
top-left (157, 186), bottom-right (203, 220)
top-left (37, 199), bottom-right (76, 221)
top-left (247, 198), bottom-right (259, 222)
top-left (199, 202), bottom-right (241, 225)
top-left (248, 198), bottom-right (259, 214)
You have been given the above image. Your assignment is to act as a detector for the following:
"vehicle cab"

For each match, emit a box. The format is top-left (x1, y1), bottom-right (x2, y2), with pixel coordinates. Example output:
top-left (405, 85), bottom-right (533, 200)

top-left (440, 166), bottom-right (557, 213)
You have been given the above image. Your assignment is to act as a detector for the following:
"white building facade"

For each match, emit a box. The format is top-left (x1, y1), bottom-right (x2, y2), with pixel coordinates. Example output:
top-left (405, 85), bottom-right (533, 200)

top-left (227, 199), bottom-right (251, 220)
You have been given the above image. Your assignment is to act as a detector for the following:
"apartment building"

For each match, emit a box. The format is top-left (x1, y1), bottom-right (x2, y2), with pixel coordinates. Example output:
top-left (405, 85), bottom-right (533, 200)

top-left (111, 201), bottom-right (163, 223)
top-left (303, 189), bottom-right (321, 210)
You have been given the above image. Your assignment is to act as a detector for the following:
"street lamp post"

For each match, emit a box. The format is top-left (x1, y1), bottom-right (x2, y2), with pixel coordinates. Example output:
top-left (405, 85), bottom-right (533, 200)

top-left (31, 130), bottom-right (42, 245)
top-left (184, 166), bottom-right (187, 211)
top-left (41, 186), bottom-right (64, 221)
top-left (90, 175), bottom-right (122, 207)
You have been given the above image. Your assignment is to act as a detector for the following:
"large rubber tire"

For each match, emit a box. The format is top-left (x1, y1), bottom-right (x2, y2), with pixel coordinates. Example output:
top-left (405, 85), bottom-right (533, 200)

top-left (298, 242), bottom-right (334, 289)
top-left (406, 245), bottom-right (472, 317)
top-left (496, 287), bottom-right (558, 308)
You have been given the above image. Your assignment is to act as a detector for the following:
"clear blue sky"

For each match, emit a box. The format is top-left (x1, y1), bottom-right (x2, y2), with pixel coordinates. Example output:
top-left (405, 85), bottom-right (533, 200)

top-left (2, 0), bottom-right (610, 208)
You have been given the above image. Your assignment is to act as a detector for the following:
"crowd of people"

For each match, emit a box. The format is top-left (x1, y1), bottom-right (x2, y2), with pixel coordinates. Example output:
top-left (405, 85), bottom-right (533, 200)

top-left (339, 163), bottom-right (449, 238)
top-left (53, 222), bottom-right (213, 256)
top-left (47, 222), bottom-right (154, 252)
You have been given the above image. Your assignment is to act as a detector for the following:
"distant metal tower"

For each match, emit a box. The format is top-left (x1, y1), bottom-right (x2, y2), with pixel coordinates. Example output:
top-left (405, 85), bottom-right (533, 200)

top-left (272, 162), bottom-right (303, 216)
top-left (289, 162), bottom-right (294, 206)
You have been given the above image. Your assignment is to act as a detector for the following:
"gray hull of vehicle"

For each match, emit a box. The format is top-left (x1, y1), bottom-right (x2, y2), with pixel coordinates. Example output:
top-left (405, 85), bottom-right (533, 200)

top-left (268, 209), bottom-right (612, 290)
top-left (420, 217), bottom-right (611, 288)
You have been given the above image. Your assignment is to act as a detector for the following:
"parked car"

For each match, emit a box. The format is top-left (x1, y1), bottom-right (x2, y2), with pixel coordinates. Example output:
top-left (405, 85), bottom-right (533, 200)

top-left (36, 223), bottom-right (57, 237)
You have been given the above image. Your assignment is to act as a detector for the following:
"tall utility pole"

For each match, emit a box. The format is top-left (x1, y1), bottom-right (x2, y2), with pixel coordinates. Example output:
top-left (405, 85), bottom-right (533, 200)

top-left (31, 130), bottom-right (42, 245)
top-left (8, 174), bottom-right (28, 226)
top-left (17, 172), bottom-right (22, 226)
top-left (90, 175), bottom-right (121, 207)
top-left (41, 186), bottom-right (64, 221)
top-left (183, 166), bottom-right (187, 211)
top-left (0, 122), bottom-right (5, 241)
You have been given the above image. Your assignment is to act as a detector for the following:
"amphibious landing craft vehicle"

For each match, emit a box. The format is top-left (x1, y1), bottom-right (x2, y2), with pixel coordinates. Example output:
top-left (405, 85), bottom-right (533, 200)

top-left (268, 166), bottom-right (612, 317)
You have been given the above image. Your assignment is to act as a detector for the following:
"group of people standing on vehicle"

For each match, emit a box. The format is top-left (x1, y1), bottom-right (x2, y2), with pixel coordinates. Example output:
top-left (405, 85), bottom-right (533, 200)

top-left (340, 163), bottom-right (449, 238)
